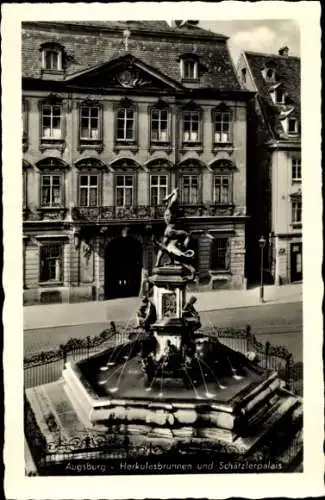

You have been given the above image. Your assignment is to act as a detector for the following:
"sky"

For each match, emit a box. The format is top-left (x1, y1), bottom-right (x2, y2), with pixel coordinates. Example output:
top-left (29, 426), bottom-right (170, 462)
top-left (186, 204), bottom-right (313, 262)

top-left (200, 20), bottom-right (300, 65)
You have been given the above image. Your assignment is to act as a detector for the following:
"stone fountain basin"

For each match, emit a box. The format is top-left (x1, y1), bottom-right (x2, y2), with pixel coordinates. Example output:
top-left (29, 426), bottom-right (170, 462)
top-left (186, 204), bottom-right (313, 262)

top-left (62, 337), bottom-right (280, 441)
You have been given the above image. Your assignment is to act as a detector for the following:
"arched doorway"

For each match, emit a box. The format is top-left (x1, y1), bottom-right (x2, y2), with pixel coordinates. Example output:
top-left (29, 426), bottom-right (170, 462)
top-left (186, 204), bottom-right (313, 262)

top-left (105, 236), bottom-right (143, 299)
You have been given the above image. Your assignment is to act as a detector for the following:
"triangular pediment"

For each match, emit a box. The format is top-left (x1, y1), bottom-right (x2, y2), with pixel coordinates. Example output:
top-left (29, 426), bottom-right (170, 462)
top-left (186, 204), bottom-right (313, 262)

top-left (66, 55), bottom-right (184, 91)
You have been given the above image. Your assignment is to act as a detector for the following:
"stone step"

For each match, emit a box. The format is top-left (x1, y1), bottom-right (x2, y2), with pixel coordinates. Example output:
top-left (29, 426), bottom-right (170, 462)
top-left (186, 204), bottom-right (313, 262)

top-left (234, 395), bottom-right (300, 453)
top-left (63, 382), bottom-right (93, 430)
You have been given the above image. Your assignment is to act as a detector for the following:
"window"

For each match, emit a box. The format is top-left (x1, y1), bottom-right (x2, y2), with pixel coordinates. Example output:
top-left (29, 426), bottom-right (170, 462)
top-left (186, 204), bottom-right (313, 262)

top-left (262, 66), bottom-right (276, 82)
top-left (183, 110), bottom-right (200, 142)
top-left (40, 243), bottom-right (63, 283)
top-left (42, 104), bottom-right (63, 139)
top-left (213, 175), bottom-right (231, 204)
top-left (275, 88), bottom-right (285, 104)
top-left (41, 45), bottom-right (63, 71)
top-left (80, 105), bottom-right (100, 140)
top-left (214, 107), bottom-right (232, 143)
top-left (41, 174), bottom-right (62, 207)
top-left (116, 107), bottom-right (135, 141)
top-left (180, 57), bottom-right (199, 80)
top-left (150, 175), bottom-right (168, 205)
top-left (79, 174), bottom-right (99, 207)
top-left (241, 68), bottom-right (247, 84)
top-left (292, 199), bottom-right (302, 223)
top-left (181, 175), bottom-right (199, 204)
top-left (151, 109), bottom-right (169, 142)
top-left (116, 175), bottom-right (134, 207)
top-left (288, 118), bottom-right (298, 134)
top-left (292, 158), bottom-right (301, 181)
top-left (210, 238), bottom-right (230, 271)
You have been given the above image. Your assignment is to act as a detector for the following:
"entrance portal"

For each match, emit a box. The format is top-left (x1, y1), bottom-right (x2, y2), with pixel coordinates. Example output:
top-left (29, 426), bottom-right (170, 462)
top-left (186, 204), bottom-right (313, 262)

top-left (290, 242), bottom-right (302, 282)
top-left (105, 236), bottom-right (143, 299)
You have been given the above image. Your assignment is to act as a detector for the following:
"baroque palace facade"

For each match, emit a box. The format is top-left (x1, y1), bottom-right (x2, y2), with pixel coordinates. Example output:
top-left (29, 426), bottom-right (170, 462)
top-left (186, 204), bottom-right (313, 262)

top-left (22, 21), bottom-right (250, 305)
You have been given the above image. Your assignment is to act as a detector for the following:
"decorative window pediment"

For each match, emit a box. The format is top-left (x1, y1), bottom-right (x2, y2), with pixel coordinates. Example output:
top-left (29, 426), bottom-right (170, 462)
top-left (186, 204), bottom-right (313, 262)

top-left (75, 158), bottom-right (106, 170)
top-left (209, 159), bottom-right (236, 171)
top-left (178, 158), bottom-right (205, 171)
top-left (145, 157), bottom-right (173, 170)
top-left (110, 157), bottom-right (141, 171)
top-left (36, 157), bottom-right (69, 170)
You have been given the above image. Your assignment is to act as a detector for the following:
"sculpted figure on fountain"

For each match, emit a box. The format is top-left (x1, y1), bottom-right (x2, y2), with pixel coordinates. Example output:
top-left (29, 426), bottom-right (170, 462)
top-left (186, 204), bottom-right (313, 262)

top-left (154, 187), bottom-right (195, 279)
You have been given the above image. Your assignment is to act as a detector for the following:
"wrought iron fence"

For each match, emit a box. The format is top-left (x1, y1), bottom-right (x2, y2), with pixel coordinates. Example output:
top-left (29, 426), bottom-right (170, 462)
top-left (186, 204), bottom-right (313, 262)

top-left (24, 323), bottom-right (302, 396)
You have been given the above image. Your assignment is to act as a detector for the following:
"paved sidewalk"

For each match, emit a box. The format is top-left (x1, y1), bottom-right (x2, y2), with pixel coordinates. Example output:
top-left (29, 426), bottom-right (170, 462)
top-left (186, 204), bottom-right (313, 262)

top-left (24, 283), bottom-right (302, 331)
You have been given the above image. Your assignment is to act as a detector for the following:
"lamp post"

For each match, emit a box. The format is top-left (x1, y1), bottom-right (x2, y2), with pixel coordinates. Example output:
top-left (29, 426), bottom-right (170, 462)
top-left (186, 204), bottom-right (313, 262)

top-left (259, 235), bottom-right (266, 303)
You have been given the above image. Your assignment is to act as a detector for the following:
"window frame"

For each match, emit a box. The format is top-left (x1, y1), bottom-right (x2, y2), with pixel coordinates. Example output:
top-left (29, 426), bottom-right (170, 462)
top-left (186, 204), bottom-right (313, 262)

top-left (210, 237), bottom-right (231, 272)
top-left (212, 104), bottom-right (233, 145)
top-left (180, 57), bottom-right (199, 81)
top-left (78, 100), bottom-right (103, 152)
top-left (291, 198), bottom-right (302, 224)
top-left (213, 173), bottom-right (233, 205)
top-left (291, 157), bottom-right (301, 182)
top-left (275, 88), bottom-right (286, 104)
top-left (39, 242), bottom-right (64, 285)
top-left (149, 173), bottom-right (169, 206)
top-left (182, 109), bottom-right (201, 145)
top-left (40, 172), bottom-right (64, 208)
top-left (288, 117), bottom-right (299, 135)
top-left (41, 44), bottom-right (64, 72)
top-left (180, 173), bottom-right (201, 205)
top-left (78, 172), bottom-right (101, 208)
top-left (39, 96), bottom-right (66, 150)
top-left (37, 158), bottom-right (67, 210)
top-left (150, 107), bottom-right (170, 144)
top-left (115, 173), bottom-right (135, 208)
top-left (114, 99), bottom-right (138, 150)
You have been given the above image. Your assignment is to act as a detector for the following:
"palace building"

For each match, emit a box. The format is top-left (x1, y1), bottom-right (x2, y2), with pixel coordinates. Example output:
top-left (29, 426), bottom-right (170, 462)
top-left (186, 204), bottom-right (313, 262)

top-left (22, 21), bottom-right (250, 305)
top-left (237, 47), bottom-right (302, 285)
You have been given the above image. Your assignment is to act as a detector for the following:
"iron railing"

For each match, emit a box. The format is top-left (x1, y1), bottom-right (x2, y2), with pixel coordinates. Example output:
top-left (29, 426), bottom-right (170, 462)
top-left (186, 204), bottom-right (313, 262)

top-left (24, 323), bottom-right (302, 396)
top-left (23, 203), bottom-right (236, 222)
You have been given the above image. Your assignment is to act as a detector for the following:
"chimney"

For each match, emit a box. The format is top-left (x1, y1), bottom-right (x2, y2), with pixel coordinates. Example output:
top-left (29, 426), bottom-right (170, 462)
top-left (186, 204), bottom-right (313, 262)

top-left (279, 46), bottom-right (289, 56)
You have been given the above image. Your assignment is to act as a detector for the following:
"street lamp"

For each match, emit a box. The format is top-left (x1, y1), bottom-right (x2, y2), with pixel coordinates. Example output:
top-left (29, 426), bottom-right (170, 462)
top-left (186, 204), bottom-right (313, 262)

top-left (259, 235), bottom-right (266, 303)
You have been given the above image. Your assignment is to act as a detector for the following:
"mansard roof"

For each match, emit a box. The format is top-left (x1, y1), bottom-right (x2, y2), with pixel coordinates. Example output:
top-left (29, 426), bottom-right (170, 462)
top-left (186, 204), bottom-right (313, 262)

top-left (22, 21), bottom-right (241, 91)
top-left (244, 50), bottom-right (301, 141)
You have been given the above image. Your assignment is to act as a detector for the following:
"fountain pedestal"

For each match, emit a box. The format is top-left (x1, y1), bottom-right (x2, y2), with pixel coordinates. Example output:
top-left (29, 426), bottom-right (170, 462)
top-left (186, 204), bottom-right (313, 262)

top-left (148, 265), bottom-right (194, 358)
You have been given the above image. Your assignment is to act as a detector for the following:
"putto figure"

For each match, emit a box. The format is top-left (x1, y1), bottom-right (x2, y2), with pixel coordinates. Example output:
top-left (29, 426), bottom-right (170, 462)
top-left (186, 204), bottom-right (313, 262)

top-left (155, 187), bottom-right (195, 277)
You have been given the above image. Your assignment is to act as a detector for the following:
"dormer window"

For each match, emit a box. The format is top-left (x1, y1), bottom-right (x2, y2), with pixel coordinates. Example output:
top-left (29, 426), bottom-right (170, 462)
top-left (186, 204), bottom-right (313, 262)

top-left (275, 88), bottom-right (285, 104)
top-left (180, 55), bottom-right (199, 81)
top-left (288, 118), bottom-right (298, 134)
top-left (41, 43), bottom-right (63, 72)
top-left (262, 64), bottom-right (276, 83)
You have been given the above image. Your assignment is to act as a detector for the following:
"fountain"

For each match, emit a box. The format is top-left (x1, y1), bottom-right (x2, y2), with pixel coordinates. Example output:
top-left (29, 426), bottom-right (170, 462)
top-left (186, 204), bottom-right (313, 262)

top-left (60, 188), bottom-right (302, 464)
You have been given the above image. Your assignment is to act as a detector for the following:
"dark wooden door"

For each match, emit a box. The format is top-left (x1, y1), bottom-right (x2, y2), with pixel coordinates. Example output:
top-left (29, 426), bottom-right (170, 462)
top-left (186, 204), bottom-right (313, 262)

top-left (290, 242), bottom-right (302, 282)
top-left (105, 236), bottom-right (143, 299)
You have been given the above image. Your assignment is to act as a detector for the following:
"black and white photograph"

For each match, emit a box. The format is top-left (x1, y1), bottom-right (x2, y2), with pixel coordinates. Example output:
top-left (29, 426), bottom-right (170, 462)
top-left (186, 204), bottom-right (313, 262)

top-left (2, 2), bottom-right (323, 499)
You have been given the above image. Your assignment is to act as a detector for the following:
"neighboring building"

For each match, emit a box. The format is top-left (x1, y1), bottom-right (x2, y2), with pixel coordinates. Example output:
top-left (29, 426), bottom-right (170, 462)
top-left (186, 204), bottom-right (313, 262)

top-left (22, 21), bottom-right (251, 305)
top-left (237, 47), bottom-right (301, 285)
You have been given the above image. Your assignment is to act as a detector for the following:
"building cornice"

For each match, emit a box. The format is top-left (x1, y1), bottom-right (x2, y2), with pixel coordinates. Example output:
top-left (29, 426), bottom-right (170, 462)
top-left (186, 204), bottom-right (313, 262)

top-left (267, 140), bottom-right (301, 150)
top-left (22, 77), bottom-right (254, 101)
